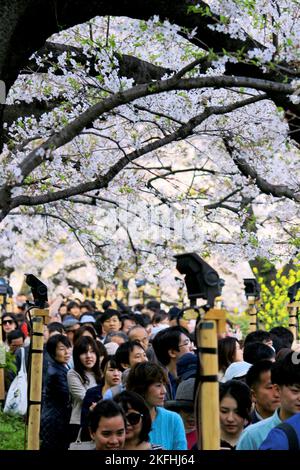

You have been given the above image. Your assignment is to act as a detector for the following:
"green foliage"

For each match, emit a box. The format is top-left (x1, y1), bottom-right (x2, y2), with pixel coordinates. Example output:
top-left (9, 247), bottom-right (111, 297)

top-left (187, 4), bottom-right (212, 17)
top-left (253, 259), bottom-right (300, 330)
top-left (1, 350), bottom-right (17, 375)
top-left (0, 409), bottom-right (26, 450)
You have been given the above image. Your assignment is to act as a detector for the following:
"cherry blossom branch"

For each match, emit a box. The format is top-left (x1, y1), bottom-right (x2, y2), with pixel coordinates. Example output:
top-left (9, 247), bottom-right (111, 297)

top-left (224, 139), bottom-right (300, 203)
top-left (17, 76), bottom-right (288, 181)
top-left (7, 94), bottom-right (266, 216)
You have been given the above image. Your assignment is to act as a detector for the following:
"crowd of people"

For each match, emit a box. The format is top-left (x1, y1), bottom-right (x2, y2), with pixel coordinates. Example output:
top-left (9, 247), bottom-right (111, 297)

top-left (1, 291), bottom-right (300, 450)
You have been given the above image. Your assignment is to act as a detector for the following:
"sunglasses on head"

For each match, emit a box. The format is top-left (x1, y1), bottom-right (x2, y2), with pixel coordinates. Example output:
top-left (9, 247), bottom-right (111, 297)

top-left (126, 412), bottom-right (143, 426)
top-left (3, 319), bottom-right (13, 325)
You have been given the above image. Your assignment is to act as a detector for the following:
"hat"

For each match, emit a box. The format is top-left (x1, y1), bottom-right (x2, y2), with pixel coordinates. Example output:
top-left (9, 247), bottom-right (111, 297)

top-left (62, 317), bottom-right (80, 330)
top-left (222, 361), bottom-right (252, 382)
top-left (165, 378), bottom-right (195, 410)
top-left (176, 353), bottom-right (198, 381)
top-left (80, 314), bottom-right (96, 324)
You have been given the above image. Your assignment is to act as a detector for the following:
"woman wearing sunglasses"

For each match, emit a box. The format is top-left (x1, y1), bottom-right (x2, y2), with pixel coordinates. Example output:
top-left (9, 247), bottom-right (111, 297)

top-left (1, 313), bottom-right (18, 351)
top-left (114, 391), bottom-right (163, 450)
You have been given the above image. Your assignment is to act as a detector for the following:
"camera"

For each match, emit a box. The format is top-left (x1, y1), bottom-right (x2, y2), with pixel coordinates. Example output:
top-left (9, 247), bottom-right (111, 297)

top-left (243, 278), bottom-right (260, 299)
top-left (175, 253), bottom-right (223, 308)
top-left (25, 274), bottom-right (48, 309)
top-left (288, 281), bottom-right (300, 303)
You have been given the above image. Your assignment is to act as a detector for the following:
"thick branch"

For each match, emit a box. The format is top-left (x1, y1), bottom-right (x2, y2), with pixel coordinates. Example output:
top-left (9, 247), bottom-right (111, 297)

top-left (17, 76), bottom-right (293, 181)
top-left (25, 42), bottom-right (172, 84)
top-left (224, 140), bottom-right (300, 203)
top-left (3, 98), bottom-right (63, 127)
top-left (7, 94), bottom-right (266, 213)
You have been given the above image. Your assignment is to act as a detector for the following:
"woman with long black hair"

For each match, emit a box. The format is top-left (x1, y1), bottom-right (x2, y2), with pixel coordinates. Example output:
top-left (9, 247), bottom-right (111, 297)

top-left (67, 335), bottom-right (101, 442)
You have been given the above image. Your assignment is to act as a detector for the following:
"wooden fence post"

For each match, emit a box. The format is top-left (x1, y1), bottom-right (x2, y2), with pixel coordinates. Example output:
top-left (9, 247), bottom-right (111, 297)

top-left (196, 308), bottom-right (226, 450)
top-left (288, 302), bottom-right (299, 342)
top-left (27, 308), bottom-right (49, 450)
top-left (247, 296), bottom-right (258, 332)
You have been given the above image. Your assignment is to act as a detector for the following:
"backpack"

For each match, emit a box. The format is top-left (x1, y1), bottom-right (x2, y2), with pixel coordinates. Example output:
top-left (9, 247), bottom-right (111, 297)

top-left (276, 422), bottom-right (299, 450)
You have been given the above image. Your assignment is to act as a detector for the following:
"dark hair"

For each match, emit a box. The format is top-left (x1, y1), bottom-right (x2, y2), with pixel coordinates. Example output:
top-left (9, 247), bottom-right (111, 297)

top-left (219, 380), bottom-right (252, 422)
top-left (73, 336), bottom-right (101, 384)
top-left (152, 326), bottom-right (189, 366)
top-left (245, 359), bottom-right (274, 389)
top-left (135, 314), bottom-right (151, 328)
top-left (271, 351), bottom-right (300, 386)
top-left (96, 339), bottom-right (108, 361)
top-left (46, 334), bottom-right (71, 360)
top-left (243, 341), bottom-right (275, 364)
top-left (270, 327), bottom-right (294, 352)
top-left (115, 340), bottom-right (145, 371)
top-left (67, 301), bottom-right (80, 312)
top-left (47, 322), bottom-right (66, 335)
top-left (126, 362), bottom-right (168, 398)
top-left (80, 300), bottom-right (95, 312)
top-left (133, 304), bottom-right (144, 313)
top-left (114, 391), bottom-right (152, 444)
top-left (146, 300), bottom-right (160, 312)
top-left (7, 329), bottom-right (25, 344)
top-left (152, 310), bottom-right (168, 325)
top-left (100, 355), bottom-right (119, 374)
top-left (120, 314), bottom-right (137, 329)
top-left (102, 300), bottom-right (112, 311)
top-left (218, 337), bottom-right (240, 373)
top-left (88, 399), bottom-right (125, 433)
top-left (275, 348), bottom-right (292, 361)
top-left (244, 330), bottom-right (271, 346)
top-left (99, 309), bottom-right (120, 324)
top-left (168, 306), bottom-right (181, 321)
top-left (73, 324), bottom-right (98, 344)
top-left (1, 313), bottom-right (18, 341)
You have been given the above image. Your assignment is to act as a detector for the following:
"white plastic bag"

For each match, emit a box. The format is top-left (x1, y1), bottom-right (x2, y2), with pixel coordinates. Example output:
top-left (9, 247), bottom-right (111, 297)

top-left (4, 347), bottom-right (28, 416)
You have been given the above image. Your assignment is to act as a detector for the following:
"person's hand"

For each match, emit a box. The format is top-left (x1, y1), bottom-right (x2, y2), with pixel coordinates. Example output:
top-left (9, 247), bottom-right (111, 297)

top-left (89, 402), bottom-right (97, 412)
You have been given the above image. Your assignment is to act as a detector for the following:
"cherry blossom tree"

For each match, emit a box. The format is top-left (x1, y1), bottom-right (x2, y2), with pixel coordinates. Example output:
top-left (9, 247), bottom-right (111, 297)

top-left (0, 0), bottom-right (299, 285)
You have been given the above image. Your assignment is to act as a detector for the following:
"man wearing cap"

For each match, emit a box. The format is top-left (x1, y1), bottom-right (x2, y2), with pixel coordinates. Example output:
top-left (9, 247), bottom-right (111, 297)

top-left (62, 317), bottom-right (80, 346)
top-left (165, 378), bottom-right (197, 449)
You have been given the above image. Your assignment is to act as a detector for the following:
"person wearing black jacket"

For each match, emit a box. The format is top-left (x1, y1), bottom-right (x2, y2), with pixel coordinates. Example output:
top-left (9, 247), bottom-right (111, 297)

top-left (40, 334), bottom-right (72, 449)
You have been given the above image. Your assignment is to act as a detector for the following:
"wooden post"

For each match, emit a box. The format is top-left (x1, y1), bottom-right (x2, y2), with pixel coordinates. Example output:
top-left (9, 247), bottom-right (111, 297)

top-left (27, 308), bottom-right (48, 450)
top-left (137, 286), bottom-right (144, 304)
top-left (247, 296), bottom-right (258, 332)
top-left (178, 286), bottom-right (184, 308)
top-left (0, 296), bottom-right (6, 406)
top-left (196, 308), bottom-right (226, 450)
top-left (82, 288), bottom-right (87, 300)
top-left (287, 302), bottom-right (299, 341)
top-left (87, 288), bottom-right (92, 300)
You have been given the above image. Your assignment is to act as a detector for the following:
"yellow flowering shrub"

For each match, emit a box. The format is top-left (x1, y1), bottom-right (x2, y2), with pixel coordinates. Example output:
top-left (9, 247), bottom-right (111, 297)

top-left (253, 260), bottom-right (300, 331)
